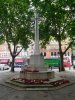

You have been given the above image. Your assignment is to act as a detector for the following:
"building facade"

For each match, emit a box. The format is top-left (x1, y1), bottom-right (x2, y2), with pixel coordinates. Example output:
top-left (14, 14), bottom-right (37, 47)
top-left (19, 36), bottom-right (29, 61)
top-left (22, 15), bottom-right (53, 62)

top-left (0, 41), bottom-right (72, 64)
top-left (0, 42), bottom-right (28, 63)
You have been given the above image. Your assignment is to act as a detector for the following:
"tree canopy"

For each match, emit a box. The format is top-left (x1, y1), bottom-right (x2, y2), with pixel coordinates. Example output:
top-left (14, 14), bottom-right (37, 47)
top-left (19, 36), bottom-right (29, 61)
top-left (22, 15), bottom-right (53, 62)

top-left (0, 0), bottom-right (33, 48)
top-left (0, 0), bottom-right (33, 72)
top-left (31, 0), bottom-right (75, 71)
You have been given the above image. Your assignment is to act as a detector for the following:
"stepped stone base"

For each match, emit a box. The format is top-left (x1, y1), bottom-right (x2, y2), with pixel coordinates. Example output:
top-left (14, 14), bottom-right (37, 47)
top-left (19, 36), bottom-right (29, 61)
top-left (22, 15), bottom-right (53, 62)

top-left (20, 71), bottom-right (54, 80)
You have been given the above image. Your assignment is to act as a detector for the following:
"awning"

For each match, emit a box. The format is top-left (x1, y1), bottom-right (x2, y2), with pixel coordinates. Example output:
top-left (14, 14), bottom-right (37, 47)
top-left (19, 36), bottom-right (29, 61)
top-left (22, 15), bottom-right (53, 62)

top-left (0, 59), bottom-right (9, 64)
top-left (15, 58), bottom-right (24, 63)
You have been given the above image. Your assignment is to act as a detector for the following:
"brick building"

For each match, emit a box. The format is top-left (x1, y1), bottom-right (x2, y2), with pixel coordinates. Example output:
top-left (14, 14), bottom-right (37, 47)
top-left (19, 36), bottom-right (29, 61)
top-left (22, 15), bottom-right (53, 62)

top-left (0, 41), bottom-right (72, 64)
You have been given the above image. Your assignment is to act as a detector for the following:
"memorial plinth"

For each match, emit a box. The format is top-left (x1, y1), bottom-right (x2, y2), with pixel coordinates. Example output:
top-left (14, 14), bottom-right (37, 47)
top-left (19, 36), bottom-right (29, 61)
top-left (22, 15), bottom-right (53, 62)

top-left (20, 54), bottom-right (54, 80)
top-left (20, 70), bottom-right (54, 80)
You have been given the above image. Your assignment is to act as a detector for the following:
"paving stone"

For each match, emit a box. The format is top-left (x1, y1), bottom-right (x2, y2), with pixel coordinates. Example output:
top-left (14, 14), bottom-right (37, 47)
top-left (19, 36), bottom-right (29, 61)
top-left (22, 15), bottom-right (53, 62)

top-left (1, 70), bottom-right (75, 100)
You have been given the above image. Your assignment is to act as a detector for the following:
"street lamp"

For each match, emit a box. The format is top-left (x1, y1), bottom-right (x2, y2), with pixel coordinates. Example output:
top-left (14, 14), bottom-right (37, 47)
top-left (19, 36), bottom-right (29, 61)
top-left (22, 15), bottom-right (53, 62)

top-left (71, 37), bottom-right (75, 68)
top-left (71, 48), bottom-right (73, 66)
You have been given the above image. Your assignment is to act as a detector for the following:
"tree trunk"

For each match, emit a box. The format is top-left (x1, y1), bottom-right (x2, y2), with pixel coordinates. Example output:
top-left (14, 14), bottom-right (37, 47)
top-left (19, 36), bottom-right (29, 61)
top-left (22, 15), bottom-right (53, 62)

top-left (11, 56), bottom-right (15, 72)
top-left (59, 53), bottom-right (65, 71)
top-left (58, 40), bottom-right (65, 72)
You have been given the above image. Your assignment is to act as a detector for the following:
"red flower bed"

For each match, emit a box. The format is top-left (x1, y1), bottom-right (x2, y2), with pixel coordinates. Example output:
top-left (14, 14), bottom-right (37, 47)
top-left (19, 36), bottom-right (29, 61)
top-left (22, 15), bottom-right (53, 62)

top-left (12, 78), bottom-right (49, 84)
top-left (50, 79), bottom-right (70, 86)
top-left (12, 78), bottom-right (70, 86)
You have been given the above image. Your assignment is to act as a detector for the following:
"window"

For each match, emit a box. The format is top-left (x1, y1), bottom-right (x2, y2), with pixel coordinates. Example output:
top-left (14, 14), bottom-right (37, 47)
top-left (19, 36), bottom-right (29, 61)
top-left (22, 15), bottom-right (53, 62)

top-left (44, 52), bottom-right (46, 56)
top-left (51, 52), bottom-right (53, 56)
top-left (54, 52), bottom-right (56, 56)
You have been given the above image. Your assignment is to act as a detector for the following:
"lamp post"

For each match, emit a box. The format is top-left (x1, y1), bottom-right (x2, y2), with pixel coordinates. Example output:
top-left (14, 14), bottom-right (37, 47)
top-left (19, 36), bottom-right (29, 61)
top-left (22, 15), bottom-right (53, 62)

top-left (71, 47), bottom-right (73, 66)
top-left (71, 37), bottom-right (75, 69)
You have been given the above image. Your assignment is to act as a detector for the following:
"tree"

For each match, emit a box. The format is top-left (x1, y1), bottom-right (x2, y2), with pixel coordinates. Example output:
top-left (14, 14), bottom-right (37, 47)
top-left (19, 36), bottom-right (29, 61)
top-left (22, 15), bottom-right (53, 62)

top-left (31, 0), bottom-right (75, 71)
top-left (0, 0), bottom-right (33, 72)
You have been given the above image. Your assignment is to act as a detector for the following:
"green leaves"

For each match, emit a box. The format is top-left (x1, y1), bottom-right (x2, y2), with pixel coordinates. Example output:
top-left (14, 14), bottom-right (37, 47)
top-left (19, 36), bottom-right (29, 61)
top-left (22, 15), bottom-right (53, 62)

top-left (31, 0), bottom-right (75, 46)
top-left (0, 34), bottom-right (5, 44)
top-left (0, 0), bottom-right (33, 49)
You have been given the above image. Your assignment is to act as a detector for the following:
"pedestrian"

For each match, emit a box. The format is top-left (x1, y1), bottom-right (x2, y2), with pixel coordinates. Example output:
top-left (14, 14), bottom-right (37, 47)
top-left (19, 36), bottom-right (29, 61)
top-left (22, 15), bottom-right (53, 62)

top-left (49, 65), bottom-right (52, 70)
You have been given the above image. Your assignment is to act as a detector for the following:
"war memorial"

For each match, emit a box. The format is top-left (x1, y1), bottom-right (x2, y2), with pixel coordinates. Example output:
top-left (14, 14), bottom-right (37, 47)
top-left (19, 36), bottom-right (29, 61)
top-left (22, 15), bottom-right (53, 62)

top-left (6, 12), bottom-right (70, 90)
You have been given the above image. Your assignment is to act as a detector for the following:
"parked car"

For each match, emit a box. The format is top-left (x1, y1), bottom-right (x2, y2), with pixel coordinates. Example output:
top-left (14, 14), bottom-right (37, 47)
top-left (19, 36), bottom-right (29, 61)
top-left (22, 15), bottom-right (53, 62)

top-left (14, 60), bottom-right (28, 68)
top-left (0, 64), bottom-right (10, 70)
top-left (14, 62), bottom-right (25, 68)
